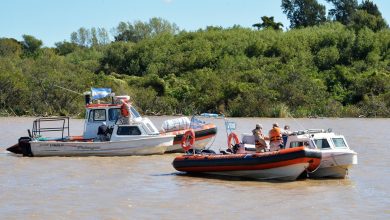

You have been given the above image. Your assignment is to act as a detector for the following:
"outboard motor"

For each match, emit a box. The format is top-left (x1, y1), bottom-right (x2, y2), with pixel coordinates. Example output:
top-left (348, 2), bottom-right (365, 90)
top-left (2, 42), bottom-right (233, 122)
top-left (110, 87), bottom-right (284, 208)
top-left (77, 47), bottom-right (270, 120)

top-left (19, 137), bottom-right (33, 157)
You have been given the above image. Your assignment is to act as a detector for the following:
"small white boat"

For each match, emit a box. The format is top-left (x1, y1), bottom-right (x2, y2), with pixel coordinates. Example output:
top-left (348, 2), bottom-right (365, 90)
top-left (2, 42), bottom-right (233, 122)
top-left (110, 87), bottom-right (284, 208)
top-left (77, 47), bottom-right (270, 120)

top-left (7, 92), bottom-right (174, 157)
top-left (284, 129), bottom-right (358, 178)
top-left (233, 128), bottom-right (357, 178)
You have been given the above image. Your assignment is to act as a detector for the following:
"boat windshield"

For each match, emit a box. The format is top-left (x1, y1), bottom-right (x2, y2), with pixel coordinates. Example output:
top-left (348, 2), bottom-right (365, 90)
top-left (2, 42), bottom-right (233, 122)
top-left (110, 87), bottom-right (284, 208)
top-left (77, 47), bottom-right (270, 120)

top-left (314, 139), bottom-right (331, 149)
top-left (289, 141), bottom-right (310, 148)
top-left (89, 109), bottom-right (106, 122)
top-left (130, 106), bottom-right (141, 118)
top-left (108, 108), bottom-right (121, 122)
top-left (332, 138), bottom-right (348, 148)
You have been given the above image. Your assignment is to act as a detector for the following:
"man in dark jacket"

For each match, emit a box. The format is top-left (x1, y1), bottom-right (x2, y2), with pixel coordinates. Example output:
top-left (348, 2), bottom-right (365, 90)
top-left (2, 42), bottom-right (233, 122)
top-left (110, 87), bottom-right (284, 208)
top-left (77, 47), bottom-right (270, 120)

top-left (97, 122), bottom-right (109, 141)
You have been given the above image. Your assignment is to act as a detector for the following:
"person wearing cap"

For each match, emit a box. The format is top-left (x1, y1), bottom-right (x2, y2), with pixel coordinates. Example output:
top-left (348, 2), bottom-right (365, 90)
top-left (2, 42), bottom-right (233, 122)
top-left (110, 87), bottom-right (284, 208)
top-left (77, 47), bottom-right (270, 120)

top-left (283, 125), bottom-right (291, 134)
top-left (282, 125), bottom-right (292, 148)
top-left (97, 121), bottom-right (109, 141)
top-left (252, 124), bottom-right (266, 152)
top-left (269, 123), bottom-right (283, 151)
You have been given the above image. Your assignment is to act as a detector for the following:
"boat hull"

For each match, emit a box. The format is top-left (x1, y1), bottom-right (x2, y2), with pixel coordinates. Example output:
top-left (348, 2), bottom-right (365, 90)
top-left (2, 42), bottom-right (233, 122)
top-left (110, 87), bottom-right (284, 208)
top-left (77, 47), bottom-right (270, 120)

top-left (12, 135), bottom-right (174, 157)
top-left (165, 125), bottom-right (217, 153)
top-left (172, 147), bottom-right (321, 181)
top-left (205, 163), bottom-right (310, 181)
top-left (308, 150), bottom-right (358, 178)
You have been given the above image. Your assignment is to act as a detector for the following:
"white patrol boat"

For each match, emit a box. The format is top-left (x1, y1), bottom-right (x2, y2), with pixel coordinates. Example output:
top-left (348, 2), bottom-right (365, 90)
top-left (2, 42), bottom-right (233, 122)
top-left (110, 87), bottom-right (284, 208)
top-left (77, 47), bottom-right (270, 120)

top-left (284, 129), bottom-right (358, 178)
top-left (7, 91), bottom-right (174, 157)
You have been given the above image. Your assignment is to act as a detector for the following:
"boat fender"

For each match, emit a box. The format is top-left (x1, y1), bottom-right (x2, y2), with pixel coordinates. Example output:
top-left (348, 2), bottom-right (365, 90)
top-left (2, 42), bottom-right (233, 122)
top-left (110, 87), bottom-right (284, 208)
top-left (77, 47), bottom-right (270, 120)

top-left (181, 129), bottom-right (195, 152)
top-left (228, 132), bottom-right (240, 148)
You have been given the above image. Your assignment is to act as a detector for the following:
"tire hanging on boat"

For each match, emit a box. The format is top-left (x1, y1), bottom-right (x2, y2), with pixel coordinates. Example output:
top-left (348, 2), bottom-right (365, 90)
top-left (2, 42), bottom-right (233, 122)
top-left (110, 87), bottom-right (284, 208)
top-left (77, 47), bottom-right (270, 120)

top-left (228, 132), bottom-right (240, 148)
top-left (181, 129), bottom-right (195, 151)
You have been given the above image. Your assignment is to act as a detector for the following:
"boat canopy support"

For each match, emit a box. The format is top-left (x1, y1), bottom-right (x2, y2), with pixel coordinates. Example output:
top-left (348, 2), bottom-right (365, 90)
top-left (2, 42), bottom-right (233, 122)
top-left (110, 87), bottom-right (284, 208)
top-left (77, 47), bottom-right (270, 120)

top-left (32, 117), bottom-right (70, 139)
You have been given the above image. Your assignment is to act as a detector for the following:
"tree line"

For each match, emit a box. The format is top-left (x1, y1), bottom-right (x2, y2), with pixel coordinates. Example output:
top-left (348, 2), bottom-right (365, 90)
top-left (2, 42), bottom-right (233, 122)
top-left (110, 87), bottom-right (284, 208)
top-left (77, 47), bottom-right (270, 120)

top-left (0, 0), bottom-right (389, 117)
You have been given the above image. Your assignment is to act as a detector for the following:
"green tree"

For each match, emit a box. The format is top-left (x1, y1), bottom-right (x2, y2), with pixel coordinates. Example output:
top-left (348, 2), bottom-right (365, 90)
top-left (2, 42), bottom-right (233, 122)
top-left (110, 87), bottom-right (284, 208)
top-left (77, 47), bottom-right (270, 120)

top-left (315, 46), bottom-right (340, 70)
top-left (0, 38), bottom-right (22, 57)
top-left (114, 17), bottom-right (179, 42)
top-left (253, 16), bottom-right (284, 30)
top-left (71, 27), bottom-right (88, 47)
top-left (281, 0), bottom-right (327, 28)
top-left (359, 0), bottom-right (382, 17)
top-left (71, 27), bottom-right (110, 47)
top-left (100, 41), bottom-right (134, 74)
top-left (326, 0), bottom-right (358, 25)
top-left (350, 0), bottom-right (388, 32)
top-left (54, 41), bottom-right (79, 55)
top-left (2, 17), bottom-right (390, 117)
top-left (327, 0), bottom-right (388, 31)
top-left (21, 34), bottom-right (42, 56)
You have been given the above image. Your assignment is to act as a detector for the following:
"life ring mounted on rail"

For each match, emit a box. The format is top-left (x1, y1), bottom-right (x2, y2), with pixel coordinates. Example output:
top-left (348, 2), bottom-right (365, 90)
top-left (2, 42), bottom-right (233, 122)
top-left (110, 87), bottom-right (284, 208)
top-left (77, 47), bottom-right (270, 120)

top-left (228, 132), bottom-right (240, 149)
top-left (181, 129), bottom-right (195, 151)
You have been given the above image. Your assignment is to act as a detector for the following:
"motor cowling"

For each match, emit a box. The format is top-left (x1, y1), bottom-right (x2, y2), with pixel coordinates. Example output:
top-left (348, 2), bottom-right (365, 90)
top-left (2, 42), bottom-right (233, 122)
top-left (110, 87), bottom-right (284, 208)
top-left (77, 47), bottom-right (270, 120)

top-left (19, 137), bottom-right (33, 157)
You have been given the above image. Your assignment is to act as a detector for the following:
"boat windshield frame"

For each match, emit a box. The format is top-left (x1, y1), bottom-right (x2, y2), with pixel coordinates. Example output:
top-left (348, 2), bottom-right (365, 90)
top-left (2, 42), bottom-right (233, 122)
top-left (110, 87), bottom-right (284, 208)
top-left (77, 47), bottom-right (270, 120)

top-left (130, 106), bottom-right (141, 118)
top-left (313, 138), bottom-right (332, 150)
top-left (331, 137), bottom-right (349, 149)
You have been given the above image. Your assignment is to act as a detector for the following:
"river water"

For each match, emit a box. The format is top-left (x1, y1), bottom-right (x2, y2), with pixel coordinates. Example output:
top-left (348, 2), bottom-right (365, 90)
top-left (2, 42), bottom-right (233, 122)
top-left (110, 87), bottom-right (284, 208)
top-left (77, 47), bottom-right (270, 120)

top-left (0, 116), bottom-right (389, 219)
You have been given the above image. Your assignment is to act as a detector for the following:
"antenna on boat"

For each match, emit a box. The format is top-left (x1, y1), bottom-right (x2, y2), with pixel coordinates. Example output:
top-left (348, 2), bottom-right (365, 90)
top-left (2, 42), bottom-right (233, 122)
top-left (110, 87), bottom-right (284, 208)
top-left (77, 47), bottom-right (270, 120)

top-left (286, 112), bottom-right (306, 131)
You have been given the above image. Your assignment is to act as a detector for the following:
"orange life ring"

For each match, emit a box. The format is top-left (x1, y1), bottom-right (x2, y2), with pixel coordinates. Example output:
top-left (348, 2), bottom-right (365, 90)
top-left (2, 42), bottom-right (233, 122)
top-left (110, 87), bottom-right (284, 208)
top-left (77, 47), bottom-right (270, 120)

top-left (228, 132), bottom-right (240, 148)
top-left (121, 102), bottom-right (129, 117)
top-left (181, 129), bottom-right (195, 151)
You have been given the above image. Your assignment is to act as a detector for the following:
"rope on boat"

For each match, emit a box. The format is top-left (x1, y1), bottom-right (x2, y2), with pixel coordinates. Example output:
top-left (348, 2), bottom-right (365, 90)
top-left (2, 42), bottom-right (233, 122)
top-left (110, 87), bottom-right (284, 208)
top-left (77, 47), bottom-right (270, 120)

top-left (330, 153), bottom-right (348, 174)
top-left (306, 159), bottom-right (322, 174)
top-left (53, 84), bottom-right (83, 95)
top-left (287, 112), bottom-right (306, 131)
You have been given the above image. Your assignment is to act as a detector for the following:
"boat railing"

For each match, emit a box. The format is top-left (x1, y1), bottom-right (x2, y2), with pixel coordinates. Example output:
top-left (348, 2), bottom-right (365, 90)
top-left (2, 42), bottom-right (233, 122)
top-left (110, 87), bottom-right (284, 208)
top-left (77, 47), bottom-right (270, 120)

top-left (291, 129), bottom-right (328, 136)
top-left (32, 117), bottom-right (70, 140)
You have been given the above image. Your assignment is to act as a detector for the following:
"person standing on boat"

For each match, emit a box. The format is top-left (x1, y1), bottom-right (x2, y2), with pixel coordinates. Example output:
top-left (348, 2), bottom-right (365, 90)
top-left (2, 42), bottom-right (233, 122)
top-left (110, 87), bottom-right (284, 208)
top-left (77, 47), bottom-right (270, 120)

top-left (269, 123), bottom-right (283, 151)
top-left (282, 125), bottom-right (292, 148)
top-left (118, 101), bottom-right (131, 124)
top-left (97, 122), bottom-right (109, 141)
top-left (252, 124), bottom-right (267, 152)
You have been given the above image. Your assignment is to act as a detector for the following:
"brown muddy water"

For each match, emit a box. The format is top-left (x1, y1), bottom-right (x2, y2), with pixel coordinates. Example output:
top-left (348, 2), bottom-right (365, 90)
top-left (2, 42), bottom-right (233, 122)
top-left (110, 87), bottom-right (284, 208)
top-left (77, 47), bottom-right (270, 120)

top-left (0, 116), bottom-right (389, 219)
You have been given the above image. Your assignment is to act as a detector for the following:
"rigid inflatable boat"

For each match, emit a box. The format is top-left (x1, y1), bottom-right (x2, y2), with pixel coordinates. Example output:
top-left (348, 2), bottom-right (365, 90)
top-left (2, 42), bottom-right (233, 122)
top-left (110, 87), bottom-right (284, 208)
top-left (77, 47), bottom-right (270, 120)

top-left (172, 146), bottom-right (322, 181)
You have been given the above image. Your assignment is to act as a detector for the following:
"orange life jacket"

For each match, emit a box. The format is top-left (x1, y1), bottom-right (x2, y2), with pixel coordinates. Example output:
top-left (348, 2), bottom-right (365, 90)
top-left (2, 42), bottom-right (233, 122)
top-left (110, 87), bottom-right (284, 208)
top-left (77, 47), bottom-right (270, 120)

top-left (121, 103), bottom-right (130, 117)
top-left (269, 127), bottom-right (282, 142)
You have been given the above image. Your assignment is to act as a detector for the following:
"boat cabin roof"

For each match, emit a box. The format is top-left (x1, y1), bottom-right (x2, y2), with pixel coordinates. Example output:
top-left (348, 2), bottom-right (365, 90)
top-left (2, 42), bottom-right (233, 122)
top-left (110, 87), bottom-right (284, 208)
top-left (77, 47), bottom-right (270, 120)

top-left (86, 103), bottom-right (121, 108)
top-left (286, 129), bottom-right (349, 150)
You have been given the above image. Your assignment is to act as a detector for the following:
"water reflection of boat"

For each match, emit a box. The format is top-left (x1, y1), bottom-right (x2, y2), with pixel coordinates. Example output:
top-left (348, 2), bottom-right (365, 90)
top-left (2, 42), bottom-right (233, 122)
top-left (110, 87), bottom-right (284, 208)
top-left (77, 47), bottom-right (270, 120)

top-left (7, 90), bottom-right (174, 157)
top-left (284, 129), bottom-right (358, 178)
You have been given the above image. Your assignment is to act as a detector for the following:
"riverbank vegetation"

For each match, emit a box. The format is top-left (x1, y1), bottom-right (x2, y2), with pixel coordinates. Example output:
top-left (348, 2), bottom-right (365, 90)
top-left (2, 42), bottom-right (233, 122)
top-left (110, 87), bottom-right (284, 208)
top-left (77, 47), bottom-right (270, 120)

top-left (0, 1), bottom-right (389, 117)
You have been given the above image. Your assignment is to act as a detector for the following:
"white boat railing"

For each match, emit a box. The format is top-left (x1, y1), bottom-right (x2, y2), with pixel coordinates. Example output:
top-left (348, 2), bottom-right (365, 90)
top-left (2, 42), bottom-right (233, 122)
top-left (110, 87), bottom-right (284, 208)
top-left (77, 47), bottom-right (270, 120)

top-left (31, 117), bottom-right (70, 140)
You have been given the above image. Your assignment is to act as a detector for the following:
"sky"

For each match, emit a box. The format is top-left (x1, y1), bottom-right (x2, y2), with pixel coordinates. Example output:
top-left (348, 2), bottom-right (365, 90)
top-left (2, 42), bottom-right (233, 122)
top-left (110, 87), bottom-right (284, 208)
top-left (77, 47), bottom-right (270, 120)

top-left (1, 0), bottom-right (389, 47)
